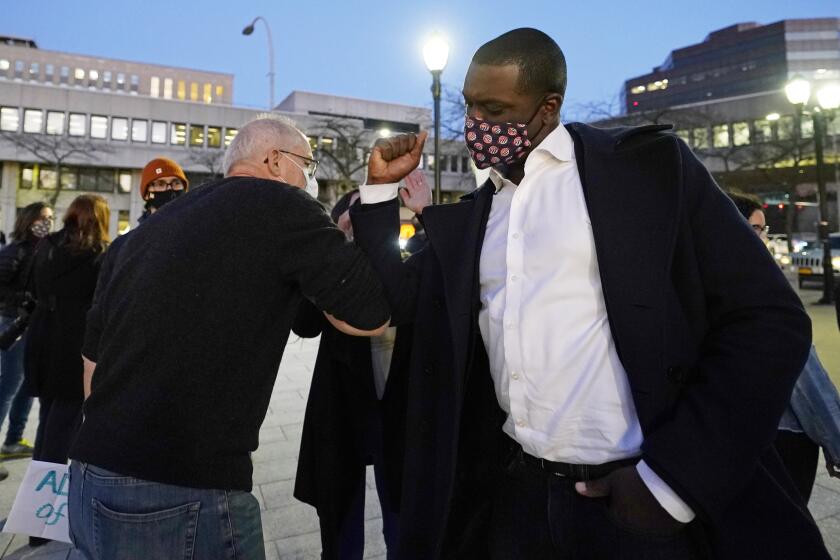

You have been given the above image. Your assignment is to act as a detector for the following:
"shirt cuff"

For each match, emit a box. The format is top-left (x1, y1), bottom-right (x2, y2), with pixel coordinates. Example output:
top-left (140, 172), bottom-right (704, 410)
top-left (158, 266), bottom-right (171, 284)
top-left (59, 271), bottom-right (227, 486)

top-left (359, 183), bottom-right (399, 204)
top-left (636, 460), bottom-right (696, 523)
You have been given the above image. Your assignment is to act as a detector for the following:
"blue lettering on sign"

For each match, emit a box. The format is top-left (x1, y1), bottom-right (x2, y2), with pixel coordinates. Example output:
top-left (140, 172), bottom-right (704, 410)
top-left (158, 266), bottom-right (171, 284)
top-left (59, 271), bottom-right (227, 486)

top-left (35, 471), bottom-right (69, 496)
top-left (35, 501), bottom-right (68, 526)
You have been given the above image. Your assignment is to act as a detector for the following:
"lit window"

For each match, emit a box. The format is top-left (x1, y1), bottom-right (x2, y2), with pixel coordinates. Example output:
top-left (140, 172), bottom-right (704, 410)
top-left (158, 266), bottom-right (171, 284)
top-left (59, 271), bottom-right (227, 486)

top-left (207, 126), bottom-right (222, 148)
top-left (118, 171), bottom-right (133, 193)
top-left (189, 124), bottom-right (205, 147)
top-left (712, 124), bottom-right (729, 148)
top-left (321, 137), bottom-right (334, 150)
top-left (190, 82), bottom-right (198, 102)
top-left (46, 111), bottom-right (65, 135)
top-left (777, 116), bottom-right (795, 141)
top-left (630, 85), bottom-right (646, 94)
top-left (215, 84), bottom-right (224, 99)
top-left (68, 113), bottom-right (86, 136)
top-left (39, 168), bottom-right (57, 190)
top-left (753, 120), bottom-right (772, 143)
top-left (111, 117), bottom-right (128, 141)
top-left (23, 109), bottom-right (43, 133)
top-left (116, 73), bottom-right (125, 90)
top-left (29, 62), bottom-right (39, 80)
top-left (0, 59), bottom-right (8, 71)
top-left (676, 130), bottom-right (690, 144)
top-left (74, 68), bottom-right (85, 80)
top-left (800, 117), bottom-right (814, 139)
top-left (131, 119), bottom-right (148, 142)
top-left (79, 168), bottom-right (98, 191)
top-left (19, 164), bottom-right (35, 189)
top-left (90, 115), bottom-right (108, 139)
top-left (170, 122), bottom-right (186, 145)
top-left (732, 122), bottom-right (749, 146)
top-left (224, 128), bottom-right (237, 146)
top-left (163, 78), bottom-right (173, 99)
top-left (118, 210), bottom-right (131, 235)
top-left (60, 166), bottom-right (78, 190)
top-left (177, 80), bottom-right (186, 100)
top-left (151, 121), bottom-right (167, 144)
top-left (102, 71), bottom-right (112, 89)
top-left (89, 69), bottom-right (99, 81)
top-left (203, 83), bottom-right (212, 104)
top-left (646, 79), bottom-right (668, 92)
top-left (692, 127), bottom-right (709, 149)
top-left (0, 107), bottom-right (20, 131)
top-left (150, 76), bottom-right (160, 97)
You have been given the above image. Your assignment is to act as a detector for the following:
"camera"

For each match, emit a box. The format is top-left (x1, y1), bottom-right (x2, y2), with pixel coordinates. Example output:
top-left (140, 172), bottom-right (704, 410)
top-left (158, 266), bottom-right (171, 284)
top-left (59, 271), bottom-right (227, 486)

top-left (0, 295), bottom-right (36, 351)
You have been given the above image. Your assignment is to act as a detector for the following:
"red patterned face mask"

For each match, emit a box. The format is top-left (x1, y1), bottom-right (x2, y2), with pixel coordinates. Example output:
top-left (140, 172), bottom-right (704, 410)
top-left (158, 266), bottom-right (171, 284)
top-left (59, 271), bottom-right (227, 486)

top-left (464, 103), bottom-right (544, 169)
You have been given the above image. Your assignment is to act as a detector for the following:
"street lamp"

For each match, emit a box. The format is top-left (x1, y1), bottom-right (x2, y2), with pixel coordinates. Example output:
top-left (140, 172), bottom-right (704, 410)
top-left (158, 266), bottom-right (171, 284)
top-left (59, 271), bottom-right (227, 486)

top-left (423, 33), bottom-right (449, 204)
top-left (242, 16), bottom-right (276, 109)
top-left (785, 76), bottom-right (840, 304)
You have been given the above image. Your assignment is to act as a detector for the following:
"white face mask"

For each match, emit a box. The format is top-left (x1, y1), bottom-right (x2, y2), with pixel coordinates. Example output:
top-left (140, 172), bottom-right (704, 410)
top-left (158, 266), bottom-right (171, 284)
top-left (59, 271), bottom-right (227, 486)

top-left (282, 153), bottom-right (319, 200)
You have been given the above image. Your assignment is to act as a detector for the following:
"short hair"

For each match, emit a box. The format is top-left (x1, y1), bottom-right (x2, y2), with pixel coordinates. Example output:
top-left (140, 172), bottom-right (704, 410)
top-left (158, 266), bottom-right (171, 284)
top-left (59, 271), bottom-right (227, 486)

top-left (12, 202), bottom-right (49, 242)
top-left (472, 28), bottom-right (567, 97)
top-left (223, 113), bottom-right (304, 175)
top-left (330, 189), bottom-right (360, 222)
top-left (728, 192), bottom-right (763, 221)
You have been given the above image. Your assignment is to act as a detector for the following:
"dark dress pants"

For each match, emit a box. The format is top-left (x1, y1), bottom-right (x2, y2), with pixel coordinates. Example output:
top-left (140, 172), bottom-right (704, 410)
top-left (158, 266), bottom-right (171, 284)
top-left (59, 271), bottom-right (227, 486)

top-left (774, 430), bottom-right (820, 503)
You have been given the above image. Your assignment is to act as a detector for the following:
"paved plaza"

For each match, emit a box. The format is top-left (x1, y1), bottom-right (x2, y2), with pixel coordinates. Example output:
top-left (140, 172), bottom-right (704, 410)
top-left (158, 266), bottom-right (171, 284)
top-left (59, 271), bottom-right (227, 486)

top-left (0, 279), bottom-right (838, 559)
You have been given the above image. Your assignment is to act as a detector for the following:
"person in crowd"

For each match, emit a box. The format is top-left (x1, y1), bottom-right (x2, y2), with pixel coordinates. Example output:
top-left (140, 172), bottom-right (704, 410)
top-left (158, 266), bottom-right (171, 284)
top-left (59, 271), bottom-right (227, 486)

top-left (729, 192), bottom-right (840, 502)
top-left (139, 157), bottom-right (189, 221)
top-left (67, 115), bottom-right (390, 560)
top-left (294, 186), bottom-right (412, 559)
top-left (349, 28), bottom-right (828, 559)
top-left (0, 203), bottom-right (53, 477)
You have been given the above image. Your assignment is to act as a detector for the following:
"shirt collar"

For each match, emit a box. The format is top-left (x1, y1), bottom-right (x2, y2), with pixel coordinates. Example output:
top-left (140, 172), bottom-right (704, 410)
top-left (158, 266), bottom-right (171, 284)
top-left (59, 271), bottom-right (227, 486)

top-left (488, 122), bottom-right (574, 193)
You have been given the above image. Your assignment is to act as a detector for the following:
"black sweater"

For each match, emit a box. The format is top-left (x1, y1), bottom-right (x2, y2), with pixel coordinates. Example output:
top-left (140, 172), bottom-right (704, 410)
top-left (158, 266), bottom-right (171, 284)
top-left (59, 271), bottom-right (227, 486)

top-left (70, 177), bottom-right (389, 491)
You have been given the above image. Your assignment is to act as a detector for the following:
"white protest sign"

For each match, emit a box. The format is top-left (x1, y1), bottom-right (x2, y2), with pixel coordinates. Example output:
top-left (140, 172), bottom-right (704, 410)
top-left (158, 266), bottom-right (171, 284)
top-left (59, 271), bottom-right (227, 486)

top-left (3, 460), bottom-right (71, 543)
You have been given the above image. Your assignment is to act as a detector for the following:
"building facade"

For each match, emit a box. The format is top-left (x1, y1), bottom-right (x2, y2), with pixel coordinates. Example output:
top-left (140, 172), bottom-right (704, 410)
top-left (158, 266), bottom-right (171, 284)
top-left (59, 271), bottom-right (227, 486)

top-left (0, 38), bottom-right (474, 239)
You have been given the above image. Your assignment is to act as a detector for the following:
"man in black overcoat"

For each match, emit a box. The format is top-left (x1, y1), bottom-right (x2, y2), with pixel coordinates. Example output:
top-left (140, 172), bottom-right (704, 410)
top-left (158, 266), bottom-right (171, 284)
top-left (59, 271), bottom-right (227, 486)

top-left (348, 28), bottom-right (829, 559)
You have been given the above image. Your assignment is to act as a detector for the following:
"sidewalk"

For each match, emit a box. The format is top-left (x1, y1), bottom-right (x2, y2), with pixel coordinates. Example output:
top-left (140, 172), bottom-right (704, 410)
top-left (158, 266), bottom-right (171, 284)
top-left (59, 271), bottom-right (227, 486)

top-left (0, 286), bottom-right (838, 558)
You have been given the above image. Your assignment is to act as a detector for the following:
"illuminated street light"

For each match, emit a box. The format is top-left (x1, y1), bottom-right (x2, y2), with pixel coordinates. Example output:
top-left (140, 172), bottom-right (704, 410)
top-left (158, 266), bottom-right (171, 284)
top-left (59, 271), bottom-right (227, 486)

top-left (423, 33), bottom-right (450, 204)
top-left (785, 76), bottom-right (811, 106)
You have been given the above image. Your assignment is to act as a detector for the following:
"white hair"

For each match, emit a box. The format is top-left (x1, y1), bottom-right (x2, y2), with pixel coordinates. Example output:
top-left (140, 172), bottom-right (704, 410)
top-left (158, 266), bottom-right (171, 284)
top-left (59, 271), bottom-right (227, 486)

top-left (222, 113), bottom-right (305, 175)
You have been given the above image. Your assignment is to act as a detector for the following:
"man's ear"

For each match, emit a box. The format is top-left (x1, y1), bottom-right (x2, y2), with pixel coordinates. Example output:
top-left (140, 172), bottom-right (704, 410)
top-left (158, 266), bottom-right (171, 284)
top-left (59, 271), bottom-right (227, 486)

top-left (544, 93), bottom-right (563, 121)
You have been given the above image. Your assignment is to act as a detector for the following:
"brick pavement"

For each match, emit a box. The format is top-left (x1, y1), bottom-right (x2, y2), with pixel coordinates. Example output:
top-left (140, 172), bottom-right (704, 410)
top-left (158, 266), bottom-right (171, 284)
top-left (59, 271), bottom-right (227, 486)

top-left (0, 282), bottom-right (838, 558)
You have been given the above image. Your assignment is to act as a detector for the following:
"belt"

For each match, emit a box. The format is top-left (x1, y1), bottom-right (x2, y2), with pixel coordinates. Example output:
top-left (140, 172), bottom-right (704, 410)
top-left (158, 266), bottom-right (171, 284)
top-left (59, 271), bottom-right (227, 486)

top-left (517, 445), bottom-right (639, 481)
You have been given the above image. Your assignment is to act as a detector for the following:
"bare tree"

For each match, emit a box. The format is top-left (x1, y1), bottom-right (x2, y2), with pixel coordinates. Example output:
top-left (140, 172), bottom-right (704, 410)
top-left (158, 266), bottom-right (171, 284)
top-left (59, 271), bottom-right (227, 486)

top-left (0, 132), bottom-right (113, 206)
top-left (185, 148), bottom-right (225, 179)
top-left (309, 118), bottom-right (372, 206)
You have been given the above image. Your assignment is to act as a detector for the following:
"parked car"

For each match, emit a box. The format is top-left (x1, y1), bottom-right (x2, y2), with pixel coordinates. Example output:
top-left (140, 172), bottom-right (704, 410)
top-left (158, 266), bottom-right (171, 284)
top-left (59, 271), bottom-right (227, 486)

top-left (791, 233), bottom-right (840, 288)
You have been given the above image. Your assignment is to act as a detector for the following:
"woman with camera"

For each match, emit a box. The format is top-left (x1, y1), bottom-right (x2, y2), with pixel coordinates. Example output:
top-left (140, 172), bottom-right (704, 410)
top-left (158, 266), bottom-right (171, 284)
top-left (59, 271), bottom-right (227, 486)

top-left (0, 202), bottom-right (54, 480)
top-left (24, 195), bottom-right (109, 470)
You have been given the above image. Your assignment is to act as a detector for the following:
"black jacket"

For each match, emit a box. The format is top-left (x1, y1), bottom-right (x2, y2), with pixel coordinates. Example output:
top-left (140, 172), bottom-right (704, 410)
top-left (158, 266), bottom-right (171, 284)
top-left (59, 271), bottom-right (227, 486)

top-left (350, 123), bottom-right (827, 559)
top-left (24, 231), bottom-right (102, 399)
top-left (0, 238), bottom-right (39, 317)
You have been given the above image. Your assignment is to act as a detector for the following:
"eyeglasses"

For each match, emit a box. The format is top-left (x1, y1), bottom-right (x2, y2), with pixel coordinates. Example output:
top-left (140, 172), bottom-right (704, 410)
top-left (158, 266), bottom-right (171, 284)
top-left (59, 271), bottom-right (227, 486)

top-left (148, 179), bottom-right (185, 190)
top-left (752, 224), bottom-right (770, 234)
top-left (264, 149), bottom-right (318, 177)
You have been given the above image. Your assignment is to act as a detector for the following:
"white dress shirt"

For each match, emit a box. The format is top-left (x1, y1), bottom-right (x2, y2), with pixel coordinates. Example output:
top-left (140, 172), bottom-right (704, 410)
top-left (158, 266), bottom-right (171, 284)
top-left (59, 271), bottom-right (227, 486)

top-left (359, 124), bottom-right (695, 522)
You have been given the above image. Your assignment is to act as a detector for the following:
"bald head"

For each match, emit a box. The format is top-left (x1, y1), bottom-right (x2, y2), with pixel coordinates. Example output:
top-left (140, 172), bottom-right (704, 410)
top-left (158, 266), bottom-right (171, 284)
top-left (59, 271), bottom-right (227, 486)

top-left (223, 115), bottom-right (310, 178)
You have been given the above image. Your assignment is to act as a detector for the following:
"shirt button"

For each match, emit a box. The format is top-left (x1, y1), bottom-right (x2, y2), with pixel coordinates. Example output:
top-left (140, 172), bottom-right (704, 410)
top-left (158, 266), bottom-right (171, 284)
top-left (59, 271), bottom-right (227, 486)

top-left (511, 372), bottom-right (520, 380)
top-left (516, 419), bottom-right (526, 428)
top-left (512, 232), bottom-right (520, 240)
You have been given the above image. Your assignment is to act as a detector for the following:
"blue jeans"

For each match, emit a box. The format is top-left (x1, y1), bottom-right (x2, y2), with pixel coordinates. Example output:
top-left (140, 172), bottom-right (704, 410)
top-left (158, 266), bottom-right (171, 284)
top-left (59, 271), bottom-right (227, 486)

top-left (68, 462), bottom-right (266, 560)
top-left (0, 315), bottom-right (33, 445)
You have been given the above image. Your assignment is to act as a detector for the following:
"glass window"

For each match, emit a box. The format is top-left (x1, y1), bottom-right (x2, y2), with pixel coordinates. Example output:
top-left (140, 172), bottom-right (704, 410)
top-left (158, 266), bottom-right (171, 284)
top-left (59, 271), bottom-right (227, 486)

top-left (44, 64), bottom-right (53, 81)
top-left (777, 116), bottom-right (795, 141)
top-left (800, 117), bottom-right (814, 139)
top-left (29, 62), bottom-right (39, 80)
top-left (450, 156), bottom-right (458, 172)
top-left (102, 71), bottom-right (112, 89)
top-left (131, 119), bottom-right (148, 142)
top-left (0, 59), bottom-right (8, 71)
top-left (60, 166), bottom-right (78, 190)
top-left (23, 109), bottom-right (43, 133)
top-left (732, 122), bottom-right (749, 146)
top-left (753, 120), bottom-right (772, 143)
top-left (39, 168), bottom-right (57, 190)
top-left (676, 130), bottom-right (690, 144)
top-left (68, 113), bottom-right (86, 136)
top-left (118, 210), bottom-right (131, 235)
top-left (177, 80), bottom-right (186, 100)
top-left (163, 78), bottom-right (173, 99)
top-left (116, 73), bottom-right (125, 90)
top-left (90, 115), bottom-right (108, 139)
top-left (96, 169), bottom-right (116, 193)
top-left (215, 84), bottom-right (224, 99)
top-left (19, 164), bottom-right (35, 189)
top-left (46, 111), bottom-right (65, 135)
top-left (170, 123), bottom-right (186, 145)
top-left (150, 76), bottom-right (160, 97)
top-left (79, 167), bottom-right (98, 191)
top-left (203, 83), bottom-right (212, 104)
top-left (692, 127), bottom-right (709, 149)
top-left (111, 117), bottom-right (128, 141)
top-left (207, 126), bottom-right (222, 148)
top-left (712, 124), bottom-right (729, 148)
top-left (224, 128), bottom-right (237, 146)
top-left (14, 61), bottom-right (23, 79)
top-left (151, 121), bottom-right (167, 144)
top-left (59, 66), bottom-right (69, 85)
top-left (439, 156), bottom-right (448, 172)
top-left (189, 125), bottom-right (204, 147)
top-left (74, 68), bottom-right (85, 80)
top-left (0, 107), bottom-right (20, 131)
top-left (461, 156), bottom-right (469, 173)
top-left (130, 75), bottom-right (139, 93)
top-left (320, 137), bottom-right (334, 151)
top-left (89, 69), bottom-right (99, 81)
top-left (426, 154), bottom-right (435, 170)
top-left (190, 82), bottom-right (199, 102)
top-left (118, 170), bottom-right (132, 193)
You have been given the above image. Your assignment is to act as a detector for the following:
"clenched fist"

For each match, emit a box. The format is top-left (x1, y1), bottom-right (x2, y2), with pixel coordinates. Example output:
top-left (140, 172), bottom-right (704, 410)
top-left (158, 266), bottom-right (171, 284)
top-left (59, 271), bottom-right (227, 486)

top-left (367, 131), bottom-right (428, 185)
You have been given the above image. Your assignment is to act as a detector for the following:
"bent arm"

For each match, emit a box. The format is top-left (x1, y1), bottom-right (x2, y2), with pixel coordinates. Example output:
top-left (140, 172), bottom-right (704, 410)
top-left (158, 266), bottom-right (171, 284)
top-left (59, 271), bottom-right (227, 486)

top-left (83, 355), bottom-right (96, 399)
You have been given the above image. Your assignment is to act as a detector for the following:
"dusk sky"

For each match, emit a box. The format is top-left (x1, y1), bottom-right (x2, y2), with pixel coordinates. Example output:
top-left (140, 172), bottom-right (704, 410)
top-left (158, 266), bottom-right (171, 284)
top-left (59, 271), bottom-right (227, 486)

top-left (2, 1), bottom-right (837, 120)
